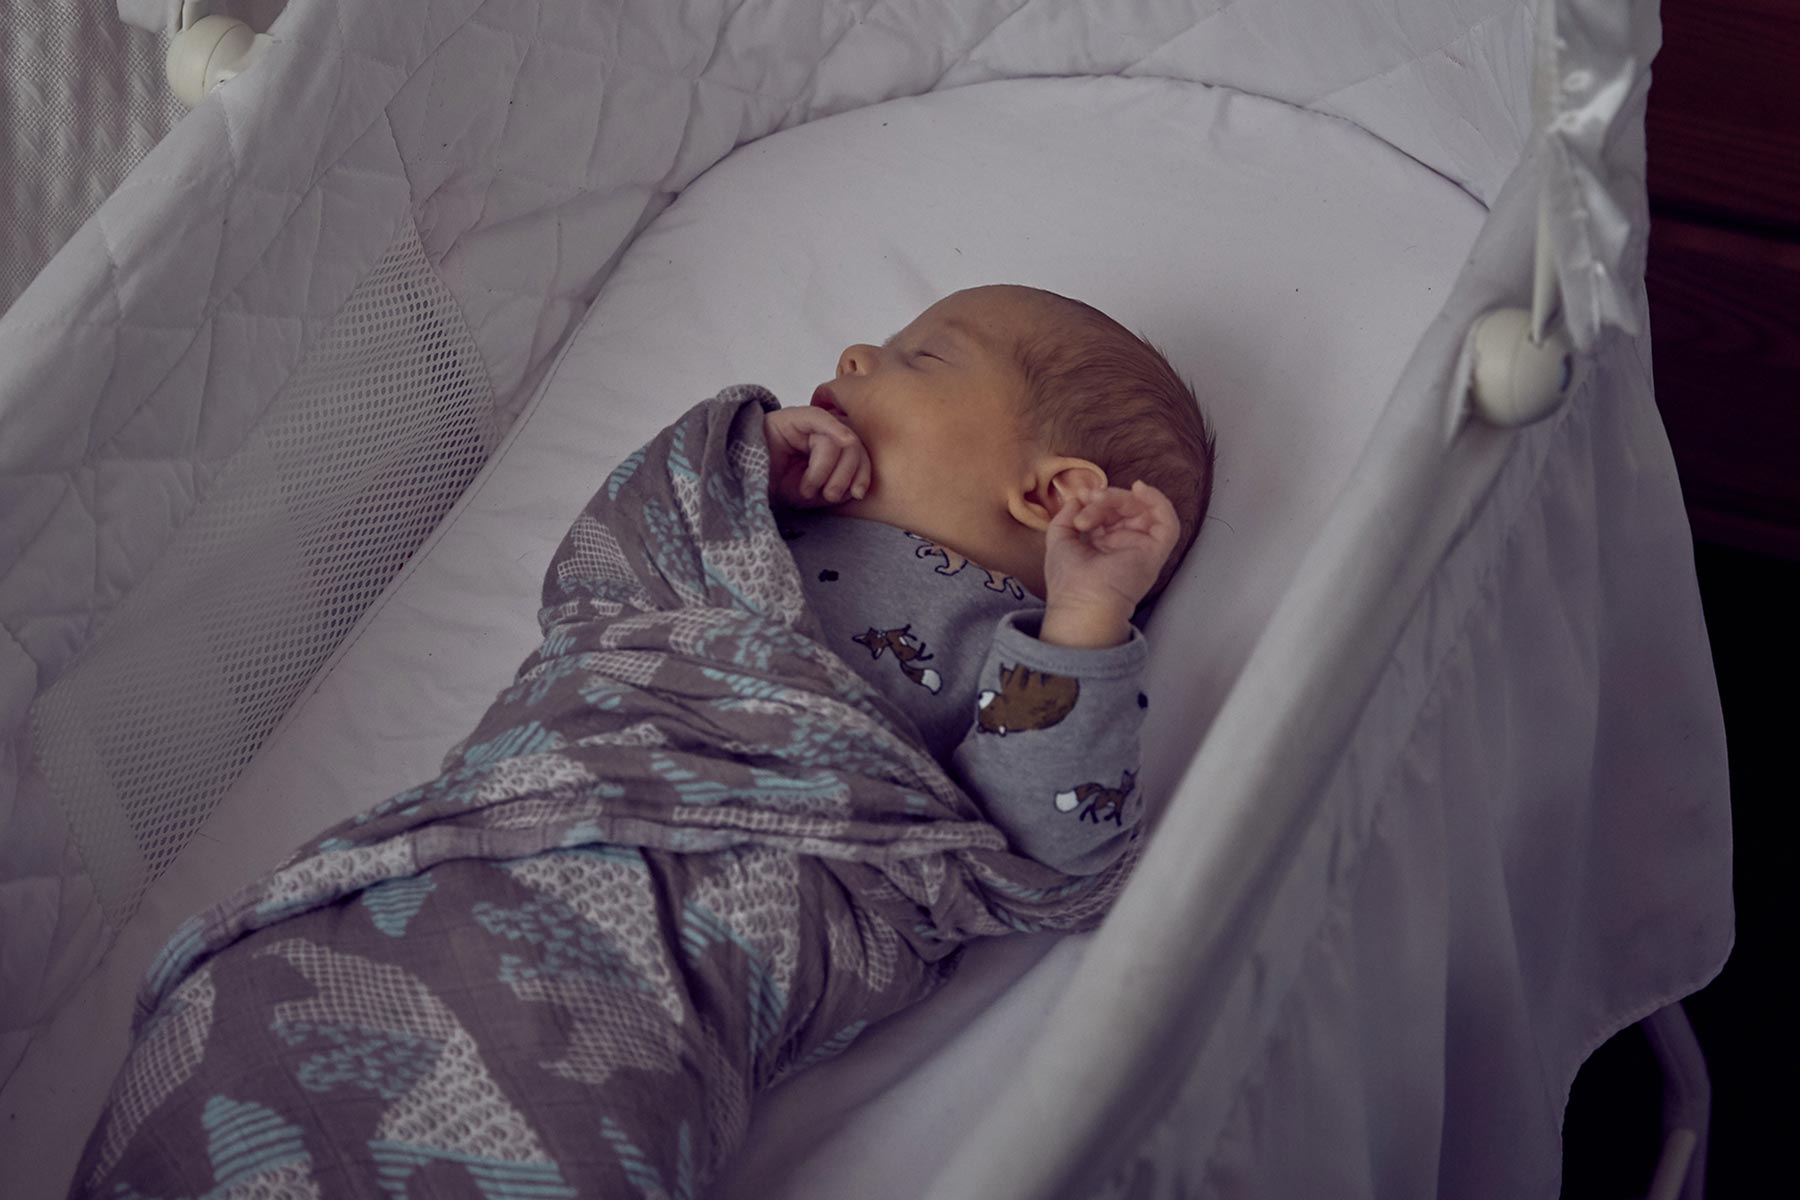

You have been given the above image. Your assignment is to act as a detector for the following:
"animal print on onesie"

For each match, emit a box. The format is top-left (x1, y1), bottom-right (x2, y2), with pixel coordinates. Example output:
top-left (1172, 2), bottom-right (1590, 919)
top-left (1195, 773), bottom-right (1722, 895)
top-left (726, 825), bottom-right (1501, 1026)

top-left (782, 495), bottom-right (1150, 877)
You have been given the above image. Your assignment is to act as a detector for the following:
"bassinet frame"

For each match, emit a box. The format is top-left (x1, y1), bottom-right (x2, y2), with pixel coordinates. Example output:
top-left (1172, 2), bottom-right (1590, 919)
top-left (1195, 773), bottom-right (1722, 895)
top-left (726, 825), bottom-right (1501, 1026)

top-left (0, 2), bottom-right (1731, 1196)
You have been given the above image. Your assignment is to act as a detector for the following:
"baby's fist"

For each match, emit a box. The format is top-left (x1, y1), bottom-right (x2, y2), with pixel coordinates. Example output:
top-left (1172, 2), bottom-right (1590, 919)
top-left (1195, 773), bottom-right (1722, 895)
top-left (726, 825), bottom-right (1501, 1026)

top-left (763, 406), bottom-right (871, 508)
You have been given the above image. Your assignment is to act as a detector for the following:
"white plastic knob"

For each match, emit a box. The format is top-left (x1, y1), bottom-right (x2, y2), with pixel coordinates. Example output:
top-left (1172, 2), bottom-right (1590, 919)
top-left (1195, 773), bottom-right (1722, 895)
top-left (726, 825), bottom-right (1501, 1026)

top-left (1467, 307), bottom-right (1576, 428)
top-left (166, 15), bottom-right (268, 108)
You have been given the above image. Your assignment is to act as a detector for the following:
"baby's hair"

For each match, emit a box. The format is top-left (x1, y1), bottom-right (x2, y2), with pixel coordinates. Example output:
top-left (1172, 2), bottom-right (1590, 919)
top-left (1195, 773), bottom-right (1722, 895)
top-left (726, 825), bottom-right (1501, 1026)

top-left (1006, 287), bottom-right (1218, 617)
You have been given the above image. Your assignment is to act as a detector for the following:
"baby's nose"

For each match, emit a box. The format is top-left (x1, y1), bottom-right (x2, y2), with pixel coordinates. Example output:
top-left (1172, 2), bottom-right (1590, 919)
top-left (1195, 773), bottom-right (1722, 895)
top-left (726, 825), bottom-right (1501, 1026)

top-left (837, 343), bottom-right (879, 377)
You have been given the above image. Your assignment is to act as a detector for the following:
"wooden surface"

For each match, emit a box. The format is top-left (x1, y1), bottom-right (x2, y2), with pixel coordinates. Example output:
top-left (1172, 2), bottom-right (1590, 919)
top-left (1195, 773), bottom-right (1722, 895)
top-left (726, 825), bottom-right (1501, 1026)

top-left (1645, 0), bottom-right (1800, 560)
top-left (1647, 0), bottom-right (1800, 232)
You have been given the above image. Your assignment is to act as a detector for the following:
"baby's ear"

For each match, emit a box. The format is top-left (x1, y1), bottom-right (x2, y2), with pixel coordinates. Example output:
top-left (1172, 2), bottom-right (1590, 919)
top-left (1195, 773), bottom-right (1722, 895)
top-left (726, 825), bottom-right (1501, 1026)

top-left (1008, 456), bottom-right (1106, 529)
top-left (1048, 462), bottom-right (1108, 509)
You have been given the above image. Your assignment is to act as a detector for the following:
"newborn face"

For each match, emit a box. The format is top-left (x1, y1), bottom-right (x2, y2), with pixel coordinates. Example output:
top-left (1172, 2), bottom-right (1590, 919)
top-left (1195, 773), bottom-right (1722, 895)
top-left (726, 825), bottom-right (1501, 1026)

top-left (809, 286), bottom-right (1038, 531)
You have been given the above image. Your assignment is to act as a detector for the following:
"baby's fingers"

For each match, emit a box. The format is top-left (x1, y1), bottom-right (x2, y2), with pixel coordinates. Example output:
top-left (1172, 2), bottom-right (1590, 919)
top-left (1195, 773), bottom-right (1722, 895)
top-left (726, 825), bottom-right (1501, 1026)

top-left (800, 435), bottom-right (841, 498)
top-left (1131, 480), bottom-right (1180, 541)
top-left (1071, 486), bottom-right (1135, 531)
top-left (821, 440), bottom-right (864, 502)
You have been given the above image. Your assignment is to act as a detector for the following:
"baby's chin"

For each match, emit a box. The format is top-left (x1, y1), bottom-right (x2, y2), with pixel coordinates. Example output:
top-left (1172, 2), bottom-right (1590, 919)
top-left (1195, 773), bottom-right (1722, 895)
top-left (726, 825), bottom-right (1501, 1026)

top-left (814, 486), bottom-right (876, 518)
top-left (810, 483), bottom-right (983, 552)
top-left (813, 494), bottom-right (888, 525)
top-left (820, 487), bottom-right (920, 530)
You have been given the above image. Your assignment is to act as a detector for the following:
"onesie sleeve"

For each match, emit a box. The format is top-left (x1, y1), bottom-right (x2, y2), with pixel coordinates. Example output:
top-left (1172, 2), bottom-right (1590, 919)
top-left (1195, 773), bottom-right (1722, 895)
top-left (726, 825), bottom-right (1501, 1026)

top-left (949, 608), bottom-right (1150, 876)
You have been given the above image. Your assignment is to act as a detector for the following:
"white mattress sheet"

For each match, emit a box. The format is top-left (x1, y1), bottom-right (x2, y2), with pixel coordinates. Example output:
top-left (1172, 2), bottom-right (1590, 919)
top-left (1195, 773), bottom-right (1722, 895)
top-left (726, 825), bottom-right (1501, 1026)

top-left (1, 75), bottom-right (1481, 1197)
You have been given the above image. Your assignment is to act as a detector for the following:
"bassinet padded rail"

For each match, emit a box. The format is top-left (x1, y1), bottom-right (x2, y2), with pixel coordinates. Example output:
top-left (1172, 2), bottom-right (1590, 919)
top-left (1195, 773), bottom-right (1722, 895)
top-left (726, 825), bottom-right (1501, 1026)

top-left (0, 2), bottom-right (1731, 1197)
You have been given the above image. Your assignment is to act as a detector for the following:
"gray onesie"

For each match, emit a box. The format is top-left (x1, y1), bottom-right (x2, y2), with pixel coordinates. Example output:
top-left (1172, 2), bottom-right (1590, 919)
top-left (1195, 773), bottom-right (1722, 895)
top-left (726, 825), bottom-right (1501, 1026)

top-left (778, 508), bottom-right (1148, 875)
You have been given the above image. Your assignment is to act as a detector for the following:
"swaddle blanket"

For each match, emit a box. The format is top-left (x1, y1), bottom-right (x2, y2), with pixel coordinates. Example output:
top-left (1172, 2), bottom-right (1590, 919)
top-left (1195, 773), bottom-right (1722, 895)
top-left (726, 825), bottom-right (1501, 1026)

top-left (70, 385), bottom-right (1135, 1198)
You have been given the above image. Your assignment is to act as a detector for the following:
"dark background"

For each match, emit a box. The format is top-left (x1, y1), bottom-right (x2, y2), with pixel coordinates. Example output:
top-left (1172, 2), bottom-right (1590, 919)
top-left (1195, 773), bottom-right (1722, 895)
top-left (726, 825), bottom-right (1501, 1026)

top-left (1559, 0), bottom-right (1797, 1195)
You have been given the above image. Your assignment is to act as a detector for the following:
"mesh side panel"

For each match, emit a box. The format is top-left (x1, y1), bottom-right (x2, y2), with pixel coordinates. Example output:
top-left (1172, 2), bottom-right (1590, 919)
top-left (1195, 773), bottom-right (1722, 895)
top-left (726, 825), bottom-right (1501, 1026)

top-left (32, 220), bottom-right (498, 928)
top-left (0, 1), bottom-right (185, 314)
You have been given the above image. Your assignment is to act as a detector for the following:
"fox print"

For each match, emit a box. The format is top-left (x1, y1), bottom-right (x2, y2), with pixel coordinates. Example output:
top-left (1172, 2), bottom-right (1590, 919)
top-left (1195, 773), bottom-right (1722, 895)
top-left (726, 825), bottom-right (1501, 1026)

top-left (1054, 769), bottom-right (1136, 825)
top-left (976, 663), bottom-right (1079, 735)
top-left (852, 624), bottom-right (943, 694)
top-left (905, 532), bottom-right (1026, 599)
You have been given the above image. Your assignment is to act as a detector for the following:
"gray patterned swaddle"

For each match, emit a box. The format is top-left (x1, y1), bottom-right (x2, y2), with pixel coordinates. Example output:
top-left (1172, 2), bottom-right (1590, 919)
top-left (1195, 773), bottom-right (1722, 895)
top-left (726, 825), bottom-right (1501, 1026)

top-left (70, 386), bottom-right (1138, 1198)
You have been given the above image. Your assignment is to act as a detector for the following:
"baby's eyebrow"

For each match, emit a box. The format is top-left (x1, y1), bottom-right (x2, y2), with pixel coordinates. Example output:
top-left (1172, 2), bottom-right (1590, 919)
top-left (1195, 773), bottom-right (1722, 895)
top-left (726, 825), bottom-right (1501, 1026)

top-left (882, 322), bottom-right (968, 350)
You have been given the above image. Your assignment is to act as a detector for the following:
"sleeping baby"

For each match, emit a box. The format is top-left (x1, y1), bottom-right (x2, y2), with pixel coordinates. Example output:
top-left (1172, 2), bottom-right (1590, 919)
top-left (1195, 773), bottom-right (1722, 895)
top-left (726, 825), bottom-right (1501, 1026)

top-left (765, 282), bottom-right (1214, 873)
top-left (69, 284), bottom-right (1216, 1200)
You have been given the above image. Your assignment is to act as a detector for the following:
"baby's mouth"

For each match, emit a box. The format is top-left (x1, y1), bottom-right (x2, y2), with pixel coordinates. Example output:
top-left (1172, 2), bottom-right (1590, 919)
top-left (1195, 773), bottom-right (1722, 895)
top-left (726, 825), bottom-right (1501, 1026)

top-left (810, 385), bottom-right (847, 420)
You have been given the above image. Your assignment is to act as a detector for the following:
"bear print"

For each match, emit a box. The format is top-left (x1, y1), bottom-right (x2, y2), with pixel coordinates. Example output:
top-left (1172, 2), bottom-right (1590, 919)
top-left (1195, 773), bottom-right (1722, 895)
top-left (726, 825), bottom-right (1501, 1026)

top-left (975, 664), bottom-right (1079, 735)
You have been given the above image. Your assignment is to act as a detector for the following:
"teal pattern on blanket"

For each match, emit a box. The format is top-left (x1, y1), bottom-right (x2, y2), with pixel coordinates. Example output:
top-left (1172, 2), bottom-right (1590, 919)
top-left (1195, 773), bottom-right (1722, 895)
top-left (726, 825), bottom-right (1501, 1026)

top-left (277, 1020), bottom-right (445, 1100)
top-left (681, 898), bottom-right (787, 1057)
top-left (474, 891), bottom-right (660, 997)
top-left (205, 1095), bottom-right (311, 1194)
top-left (461, 719), bottom-right (564, 766)
top-left (601, 1116), bottom-right (697, 1200)
top-left (367, 1142), bottom-right (577, 1200)
top-left (363, 874), bottom-right (436, 936)
top-left (606, 447), bottom-right (648, 500)
top-left (99, 1095), bottom-right (317, 1200)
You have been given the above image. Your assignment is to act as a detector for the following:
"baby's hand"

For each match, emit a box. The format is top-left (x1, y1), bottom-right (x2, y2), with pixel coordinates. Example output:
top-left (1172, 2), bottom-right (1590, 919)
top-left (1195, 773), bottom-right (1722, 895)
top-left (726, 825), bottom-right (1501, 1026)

top-left (1043, 480), bottom-right (1179, 616)
top-left (763, 406), bottom-right (871, 508)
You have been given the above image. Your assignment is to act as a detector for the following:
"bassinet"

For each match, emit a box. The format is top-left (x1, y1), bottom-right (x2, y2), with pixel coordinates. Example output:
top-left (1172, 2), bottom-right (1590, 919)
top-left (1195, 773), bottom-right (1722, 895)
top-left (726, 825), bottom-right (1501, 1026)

top-left (0, 1), bottom-right (1732, 1196)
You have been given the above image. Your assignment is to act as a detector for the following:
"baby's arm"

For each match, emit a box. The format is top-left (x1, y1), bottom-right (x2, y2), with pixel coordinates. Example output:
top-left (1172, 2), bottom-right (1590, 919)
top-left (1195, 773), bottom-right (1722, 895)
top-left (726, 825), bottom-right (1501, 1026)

top-left (1039, 478), bottom-right (1178, 647)
top-left (950, 616), bottom-right (1148, 874)
top-left (952, 480), bottom-right (1177, 873)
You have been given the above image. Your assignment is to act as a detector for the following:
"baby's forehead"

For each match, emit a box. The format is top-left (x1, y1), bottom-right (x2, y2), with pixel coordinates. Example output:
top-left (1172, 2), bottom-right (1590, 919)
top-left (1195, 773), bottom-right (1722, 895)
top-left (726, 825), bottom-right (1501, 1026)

top-left (892, 291), bottom-right (1049, 352)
